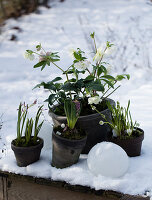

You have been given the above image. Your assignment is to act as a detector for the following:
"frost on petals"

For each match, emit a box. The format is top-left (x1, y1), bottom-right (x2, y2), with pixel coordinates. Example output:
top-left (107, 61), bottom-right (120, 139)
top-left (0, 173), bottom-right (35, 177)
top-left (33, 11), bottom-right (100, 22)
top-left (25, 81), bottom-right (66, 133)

top-left (88, 96), bottom-right (101, 105)
top-left (24, 52), bottom-right (35, 61)
top-left (74, 60), bottom-right (90, 70)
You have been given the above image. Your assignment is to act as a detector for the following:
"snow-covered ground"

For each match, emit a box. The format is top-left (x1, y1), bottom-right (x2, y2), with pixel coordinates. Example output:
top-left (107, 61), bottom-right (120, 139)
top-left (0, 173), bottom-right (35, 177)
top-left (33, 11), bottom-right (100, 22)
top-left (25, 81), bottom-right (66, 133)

top-left (0, 0), bottom-right (152, 197)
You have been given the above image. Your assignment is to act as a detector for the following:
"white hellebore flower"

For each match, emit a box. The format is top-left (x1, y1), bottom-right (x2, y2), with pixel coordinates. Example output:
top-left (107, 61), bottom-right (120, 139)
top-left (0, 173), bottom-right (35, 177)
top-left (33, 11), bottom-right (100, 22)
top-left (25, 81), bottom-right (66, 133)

top-left (99, 120), bottom-right (104, 125)
top-left (74, 60), bottom-right (90, 70)
top-left (61, 123), bottom-right (65, 129)
top-left (93, 47), bottom-right (104, 62)
top-left (24, 52), bottom-right (35, 61)
top-left (69, 48), bottom-right (76, 59)
top-left (88, 96), bottom-right (101, 105)
top-left (105, 45), bottom-right (116, 57)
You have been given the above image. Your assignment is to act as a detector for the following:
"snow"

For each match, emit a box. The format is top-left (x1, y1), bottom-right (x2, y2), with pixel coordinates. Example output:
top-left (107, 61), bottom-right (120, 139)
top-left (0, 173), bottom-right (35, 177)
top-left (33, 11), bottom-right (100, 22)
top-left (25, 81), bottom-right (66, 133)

top-left (0, 0), bottom-right (152, 197)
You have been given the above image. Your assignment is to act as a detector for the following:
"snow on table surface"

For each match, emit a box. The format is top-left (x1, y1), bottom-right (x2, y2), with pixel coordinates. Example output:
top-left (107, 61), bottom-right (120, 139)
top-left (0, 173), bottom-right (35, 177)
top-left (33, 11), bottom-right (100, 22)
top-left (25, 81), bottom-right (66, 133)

top-left (0, 0), bottom-right (152, 197)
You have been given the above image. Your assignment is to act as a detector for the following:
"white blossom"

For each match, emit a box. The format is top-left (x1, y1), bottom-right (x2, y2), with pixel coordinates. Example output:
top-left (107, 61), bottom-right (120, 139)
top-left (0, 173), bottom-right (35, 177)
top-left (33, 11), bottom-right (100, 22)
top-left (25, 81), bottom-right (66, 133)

top-left (88, 96), bottom-right (101, 105)
top-left (107, 64), bottom-right (112, 74)
top-left (39, 51), bottom-right (46, 62)
top-left (112, 128), bottom-right (118, 137)
top-left (136, 123), bottom-right (140, 127)
top-left (93, 47), bottom-right (104, 62)
top-left (46, 51), bottom-right (51, 56)
top-left (99, 120), bottom-right (104, 125)
top-left (127, 129), bottom-right (132, 135)
top-left (56, 131), bottom-right (62, 136)
top-left (104, 45), bottom-right (116, 57)
top-left (69, 48), bottom-right (76, 59)
top-left (24, 52), bottom-right (35, 61)
top-left (61, 123), bottom-right (65, 128)
top-left (74, 60), bottom-right (90, 70)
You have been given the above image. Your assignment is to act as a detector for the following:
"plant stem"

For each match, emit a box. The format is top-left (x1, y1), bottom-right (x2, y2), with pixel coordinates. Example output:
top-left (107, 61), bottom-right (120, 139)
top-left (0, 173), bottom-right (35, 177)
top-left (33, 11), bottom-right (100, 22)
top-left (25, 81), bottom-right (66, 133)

top-left (103, 85), bottom-right (121, 100)
top-left (93, 37), bottom-right (97, 53)
top-left (101, 81), bottom-right (117, 98)
top-left (51, 62), bottom-right (65, 73)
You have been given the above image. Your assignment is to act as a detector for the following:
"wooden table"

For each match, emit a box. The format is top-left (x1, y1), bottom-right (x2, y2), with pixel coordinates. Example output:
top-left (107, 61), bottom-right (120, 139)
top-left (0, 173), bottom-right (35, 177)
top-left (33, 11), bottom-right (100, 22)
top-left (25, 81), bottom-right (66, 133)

top-left (0, 170), bottom-right (150, 200)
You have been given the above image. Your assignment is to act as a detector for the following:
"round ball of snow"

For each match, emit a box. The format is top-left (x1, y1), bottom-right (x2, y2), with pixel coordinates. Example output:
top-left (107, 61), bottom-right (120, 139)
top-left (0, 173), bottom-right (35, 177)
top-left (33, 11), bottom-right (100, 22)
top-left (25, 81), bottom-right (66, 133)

top-left (87, 142), bottom-right (129, 178)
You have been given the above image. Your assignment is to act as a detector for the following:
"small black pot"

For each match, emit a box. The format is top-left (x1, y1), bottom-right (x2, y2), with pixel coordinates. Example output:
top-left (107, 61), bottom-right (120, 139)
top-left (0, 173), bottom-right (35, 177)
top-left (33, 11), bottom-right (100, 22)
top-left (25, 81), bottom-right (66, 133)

top-left (49, 98), bottom-right (115, 154)
top-left (11, 137), bottom-right (44, 167)
top-left (52, 130), bottom-right (87, 168)
top-left (108, 128), bottom-right (144, 157)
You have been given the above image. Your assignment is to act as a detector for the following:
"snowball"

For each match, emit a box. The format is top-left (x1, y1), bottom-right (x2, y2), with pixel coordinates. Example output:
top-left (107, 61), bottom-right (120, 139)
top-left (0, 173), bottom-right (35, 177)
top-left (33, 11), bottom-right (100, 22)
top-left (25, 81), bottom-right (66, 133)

top-left (87, 142), bottom-right (129, 178)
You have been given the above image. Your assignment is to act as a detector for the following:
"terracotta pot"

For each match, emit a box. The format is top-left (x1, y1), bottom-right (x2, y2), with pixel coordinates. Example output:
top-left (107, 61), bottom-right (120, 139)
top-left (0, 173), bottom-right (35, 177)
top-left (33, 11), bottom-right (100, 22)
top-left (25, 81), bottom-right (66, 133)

top-left (52, 130), bottom-right (87, 168)
top-left (11, 137), bottom-right (44, 167)
top-left (108, 128), bottom-right (144, 157)
top-left (49, 98), bottom-right (115, 154)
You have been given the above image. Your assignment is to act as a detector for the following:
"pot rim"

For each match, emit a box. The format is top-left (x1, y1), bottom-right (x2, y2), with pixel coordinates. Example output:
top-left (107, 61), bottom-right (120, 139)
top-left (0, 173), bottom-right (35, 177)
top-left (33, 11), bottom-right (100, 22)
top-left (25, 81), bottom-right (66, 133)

top-left (11, 136), bottom-right (44, 150)
top-left (49, 98), bottom-right (115, 120)
top-left (52, 130), bottom-right (87, 143)
top-left (108, 127), bottom-right (144, 143)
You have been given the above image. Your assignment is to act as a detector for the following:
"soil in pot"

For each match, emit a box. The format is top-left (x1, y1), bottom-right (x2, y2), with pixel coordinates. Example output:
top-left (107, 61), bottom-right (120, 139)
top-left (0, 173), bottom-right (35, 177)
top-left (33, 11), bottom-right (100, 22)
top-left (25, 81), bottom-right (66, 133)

top-left (108, 128), bottom-right (144, 157)
top-left (49, 98), bottom-right (115, 154)
top-left (11, 137), bottom-right (44, 167)
top-left (51, 128), bottom-right (87, 168)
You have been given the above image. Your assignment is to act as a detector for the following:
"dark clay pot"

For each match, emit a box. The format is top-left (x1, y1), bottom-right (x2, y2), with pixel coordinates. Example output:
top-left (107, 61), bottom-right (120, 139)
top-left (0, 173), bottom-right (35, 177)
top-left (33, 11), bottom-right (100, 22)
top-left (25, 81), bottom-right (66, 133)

top-left (49, 98), bottom-right (115, 154)
top-left (108, 128), bottom-right (144, 157)
top-left (52, 130), bottom-right (87, 168)
top-left (11, 137), bottom-right (44, 167)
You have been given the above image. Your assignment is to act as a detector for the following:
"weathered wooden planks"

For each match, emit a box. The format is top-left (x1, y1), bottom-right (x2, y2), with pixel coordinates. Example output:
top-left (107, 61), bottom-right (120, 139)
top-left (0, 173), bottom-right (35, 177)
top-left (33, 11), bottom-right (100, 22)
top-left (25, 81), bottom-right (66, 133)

top-left (0, 171), bottom-right (150, 200)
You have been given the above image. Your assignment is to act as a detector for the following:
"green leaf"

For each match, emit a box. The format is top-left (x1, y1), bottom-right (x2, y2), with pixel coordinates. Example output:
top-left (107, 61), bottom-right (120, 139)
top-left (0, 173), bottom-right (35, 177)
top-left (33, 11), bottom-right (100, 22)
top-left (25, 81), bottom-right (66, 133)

top-left (33, 82), bottom-right (45, 89)
top-left (101, 75), bottom-right (115, 80)
top-left (44, 83), bottom-right (56, 91)
top-left (41, 64), bottom-right (46, 71)
top-left (34, 61), bottom-right (46, 68)
top-left (86, 83), bottom-right (104, 92)
top-left (97, 66), bottom-right (103, 77)
top-left (64, 99), bottom-right (80, 129)
top-left (73, 52), bottom-right (82, 60)
top-left (100, 65), bottom-right (107, 74)
top-left (61, 82), bottom-right (76, 91)
top-left (26, 50), bottom-right (33, 54)
top-left (115, 74), bottom-right (130, 81)
top-left (51, 77), bottom-right (62, 82)
top-left (45, 94), bottom-right (56, 105)
top-left (51, 58), bottom-right (60, 62)
top-left (100, 79), bottom-right (114, 88)
top-left (85, 75), bottom-right (94, 81)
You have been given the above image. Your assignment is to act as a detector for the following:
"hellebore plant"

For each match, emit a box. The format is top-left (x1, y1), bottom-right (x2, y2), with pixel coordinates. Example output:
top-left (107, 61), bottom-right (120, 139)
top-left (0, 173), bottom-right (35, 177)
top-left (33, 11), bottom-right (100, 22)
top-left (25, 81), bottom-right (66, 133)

top-left (92, 100), bottom-right (142, 139)
top-left (24, 32), bottom-right (130, 116)
top-left (15, 101), bottom-right (44, 147)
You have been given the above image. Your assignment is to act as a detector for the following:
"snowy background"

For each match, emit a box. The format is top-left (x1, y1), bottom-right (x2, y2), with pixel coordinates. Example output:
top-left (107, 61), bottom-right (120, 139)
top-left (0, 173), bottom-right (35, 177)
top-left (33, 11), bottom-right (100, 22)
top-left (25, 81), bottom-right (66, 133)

top-left (0, 0), bottom-right (152, 197)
